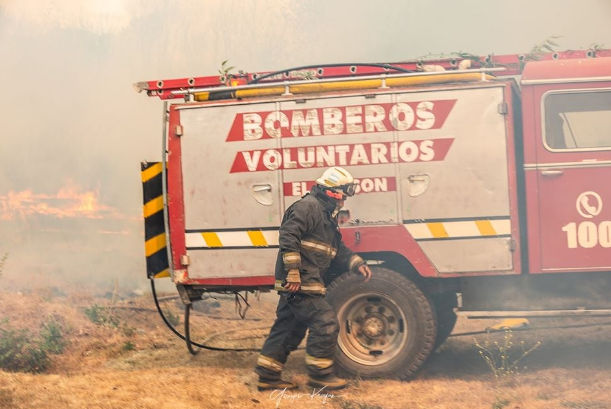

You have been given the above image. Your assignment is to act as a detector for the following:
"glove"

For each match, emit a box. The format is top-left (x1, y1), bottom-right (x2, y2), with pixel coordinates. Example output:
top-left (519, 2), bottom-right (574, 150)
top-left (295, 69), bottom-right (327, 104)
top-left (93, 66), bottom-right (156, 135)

top-left (285, 268), bottom-right (301, 293)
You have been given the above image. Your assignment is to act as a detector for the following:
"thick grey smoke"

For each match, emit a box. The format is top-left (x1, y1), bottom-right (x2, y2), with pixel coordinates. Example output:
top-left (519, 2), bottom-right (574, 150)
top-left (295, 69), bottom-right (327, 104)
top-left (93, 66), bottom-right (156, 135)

top-left (0, 0), bottom-right (610, 291)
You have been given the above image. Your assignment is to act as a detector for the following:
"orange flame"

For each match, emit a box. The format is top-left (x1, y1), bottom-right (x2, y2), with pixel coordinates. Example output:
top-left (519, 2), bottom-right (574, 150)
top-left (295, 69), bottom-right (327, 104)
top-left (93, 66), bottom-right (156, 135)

top-left (0, 183), bottom-right (126, 221)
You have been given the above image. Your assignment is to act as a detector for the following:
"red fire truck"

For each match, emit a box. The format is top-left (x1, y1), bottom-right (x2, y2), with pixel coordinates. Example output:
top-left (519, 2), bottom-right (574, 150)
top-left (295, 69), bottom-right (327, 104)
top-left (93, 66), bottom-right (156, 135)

top-left (136, 49), bottom-right (611, 379)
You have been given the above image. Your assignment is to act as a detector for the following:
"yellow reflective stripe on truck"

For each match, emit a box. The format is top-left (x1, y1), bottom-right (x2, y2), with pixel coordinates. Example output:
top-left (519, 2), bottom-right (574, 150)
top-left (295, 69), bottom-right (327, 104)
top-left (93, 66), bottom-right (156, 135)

top-left (404, 217), bottom-right (511, 240)
top-left (475, 220), bottom-right (498, 236)
top-left (426, 223), bottom-right (450, 239)
top-left (184, 218), bottom-right (511, 250)
top-left (185, 230), bottom-right (280, 249)
top-left (247, 230), bottom-right (269, 247)
top-left (201, 232), bottom-right (223, 248)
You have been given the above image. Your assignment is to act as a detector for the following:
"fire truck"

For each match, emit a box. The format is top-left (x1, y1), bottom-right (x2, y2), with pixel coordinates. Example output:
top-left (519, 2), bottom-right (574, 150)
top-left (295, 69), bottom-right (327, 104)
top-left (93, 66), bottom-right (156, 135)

top-left (136, 49), bottom-right (611, 379)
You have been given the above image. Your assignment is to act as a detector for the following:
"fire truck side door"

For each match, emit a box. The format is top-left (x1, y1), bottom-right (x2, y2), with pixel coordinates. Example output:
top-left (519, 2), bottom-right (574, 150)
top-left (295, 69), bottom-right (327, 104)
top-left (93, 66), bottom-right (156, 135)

top-left (531, 87), bottom-right (611, 272)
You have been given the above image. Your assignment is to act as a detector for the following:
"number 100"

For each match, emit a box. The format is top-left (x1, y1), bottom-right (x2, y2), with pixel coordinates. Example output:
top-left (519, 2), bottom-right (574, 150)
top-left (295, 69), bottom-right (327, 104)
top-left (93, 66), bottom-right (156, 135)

top-left (562, 221), bottom-right (611, 249)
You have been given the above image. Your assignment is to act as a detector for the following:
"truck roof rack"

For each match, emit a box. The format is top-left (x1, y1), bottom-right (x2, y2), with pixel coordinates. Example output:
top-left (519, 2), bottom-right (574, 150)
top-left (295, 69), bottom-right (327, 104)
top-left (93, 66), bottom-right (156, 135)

top-left (134, 49), bottom-right (611, 100)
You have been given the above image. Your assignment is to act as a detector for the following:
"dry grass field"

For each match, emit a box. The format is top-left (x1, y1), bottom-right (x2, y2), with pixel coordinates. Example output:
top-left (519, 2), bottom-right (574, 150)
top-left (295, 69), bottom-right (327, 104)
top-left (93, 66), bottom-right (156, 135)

top-left (1, 285), bottom-right (611, 409)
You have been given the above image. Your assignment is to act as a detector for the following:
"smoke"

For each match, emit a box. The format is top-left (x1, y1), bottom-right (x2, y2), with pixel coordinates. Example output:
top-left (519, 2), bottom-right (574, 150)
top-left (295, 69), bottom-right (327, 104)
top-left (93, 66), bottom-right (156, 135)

top-left (0, 0), bottom-right (152, 35)
top-left (0, 0), bottom-right (312, 66)
top-left (0, 0), bottom-right (316, 291)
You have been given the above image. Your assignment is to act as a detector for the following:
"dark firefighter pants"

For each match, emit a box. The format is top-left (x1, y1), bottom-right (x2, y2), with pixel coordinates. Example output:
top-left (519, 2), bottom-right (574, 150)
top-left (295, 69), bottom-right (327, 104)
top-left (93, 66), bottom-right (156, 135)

top-left (255, 293), bottom-right (339, 378)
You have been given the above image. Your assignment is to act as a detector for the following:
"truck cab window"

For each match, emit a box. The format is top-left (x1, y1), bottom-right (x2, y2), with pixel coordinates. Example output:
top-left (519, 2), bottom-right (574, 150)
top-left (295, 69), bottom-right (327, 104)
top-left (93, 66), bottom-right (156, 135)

top-left (544, 90), bottom-right (611, 150)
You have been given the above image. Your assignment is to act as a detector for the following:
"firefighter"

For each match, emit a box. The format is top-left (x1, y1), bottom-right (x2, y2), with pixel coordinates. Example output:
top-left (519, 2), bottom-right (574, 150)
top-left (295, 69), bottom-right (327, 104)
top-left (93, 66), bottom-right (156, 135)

top-left (255, 166), bottom-right (372, 391)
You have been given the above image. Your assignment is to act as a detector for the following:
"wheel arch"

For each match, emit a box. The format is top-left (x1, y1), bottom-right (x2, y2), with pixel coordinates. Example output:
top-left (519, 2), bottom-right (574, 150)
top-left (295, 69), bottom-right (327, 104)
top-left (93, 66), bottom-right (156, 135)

top-left (360, 251), bottom-right (422, 283)
top-left (340, 225), bottom-right (438, 278)
top-left (325, 250), bottom-right (420, 286)
top-left (341, 250), bottom-right (459, 296)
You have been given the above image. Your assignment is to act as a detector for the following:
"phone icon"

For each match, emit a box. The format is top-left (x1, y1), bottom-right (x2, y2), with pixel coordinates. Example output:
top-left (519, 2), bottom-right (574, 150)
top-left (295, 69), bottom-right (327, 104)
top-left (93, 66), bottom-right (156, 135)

top-left (577, 192), bottom-right (603, 219)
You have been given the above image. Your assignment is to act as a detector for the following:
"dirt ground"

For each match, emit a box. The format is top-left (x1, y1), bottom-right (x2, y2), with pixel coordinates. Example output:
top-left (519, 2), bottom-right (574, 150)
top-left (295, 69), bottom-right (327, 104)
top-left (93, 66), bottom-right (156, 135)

top-left (1, 286), bottom-right (611, 409)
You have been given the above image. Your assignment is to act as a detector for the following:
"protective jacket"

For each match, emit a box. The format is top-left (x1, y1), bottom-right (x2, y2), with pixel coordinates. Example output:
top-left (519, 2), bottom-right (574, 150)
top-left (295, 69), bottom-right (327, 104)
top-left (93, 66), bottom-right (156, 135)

top-left (274, 185), bottom-right (365, 295)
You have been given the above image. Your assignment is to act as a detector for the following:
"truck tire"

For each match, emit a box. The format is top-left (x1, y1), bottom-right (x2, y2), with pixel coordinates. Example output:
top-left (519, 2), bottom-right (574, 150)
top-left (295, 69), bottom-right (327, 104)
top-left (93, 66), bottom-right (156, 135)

top-left (326, 267), bottom-right (436, 379)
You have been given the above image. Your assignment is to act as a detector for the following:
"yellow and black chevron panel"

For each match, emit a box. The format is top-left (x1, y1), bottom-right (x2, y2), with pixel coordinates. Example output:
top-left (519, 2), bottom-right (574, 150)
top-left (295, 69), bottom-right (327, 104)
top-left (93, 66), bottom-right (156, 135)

top-left (141, 162), bottom-right (170, 278)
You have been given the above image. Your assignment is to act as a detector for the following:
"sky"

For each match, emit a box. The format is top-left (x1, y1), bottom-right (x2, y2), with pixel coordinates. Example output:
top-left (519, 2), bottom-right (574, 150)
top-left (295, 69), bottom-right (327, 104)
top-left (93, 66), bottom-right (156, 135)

top-left (0, 0), bottom-right (610, 291)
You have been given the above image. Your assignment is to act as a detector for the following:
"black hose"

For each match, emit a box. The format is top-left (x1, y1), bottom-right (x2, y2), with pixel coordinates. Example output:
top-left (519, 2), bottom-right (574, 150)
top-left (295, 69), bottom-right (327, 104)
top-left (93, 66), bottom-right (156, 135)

top-left (184, 304), bottom-right (199, 355)
top-left (150, 278), bottom-right (261, 352)
top-left (248, 62), bottom-right (415, 84)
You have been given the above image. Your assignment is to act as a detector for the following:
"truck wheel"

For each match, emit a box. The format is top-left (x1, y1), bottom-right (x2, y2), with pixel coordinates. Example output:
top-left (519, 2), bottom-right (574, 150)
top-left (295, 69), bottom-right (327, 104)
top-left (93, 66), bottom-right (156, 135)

top-left (432, 293), bottom-right (457, 349)
top-left (326, 267), bottom-right (436, 379)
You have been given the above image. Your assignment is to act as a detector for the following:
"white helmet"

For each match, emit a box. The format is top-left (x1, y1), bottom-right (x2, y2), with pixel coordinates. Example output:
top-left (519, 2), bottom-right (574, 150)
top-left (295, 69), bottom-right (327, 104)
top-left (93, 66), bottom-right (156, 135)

top-left (316, 167), bottom-right (357, 198)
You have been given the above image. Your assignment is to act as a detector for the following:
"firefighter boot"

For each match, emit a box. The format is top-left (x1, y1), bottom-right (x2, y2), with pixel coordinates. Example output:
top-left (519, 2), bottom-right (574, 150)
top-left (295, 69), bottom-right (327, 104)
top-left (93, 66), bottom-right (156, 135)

top-left (257, 376), bottom-right (298, 391)
top-left (307, 373), bottom-right (349, 390)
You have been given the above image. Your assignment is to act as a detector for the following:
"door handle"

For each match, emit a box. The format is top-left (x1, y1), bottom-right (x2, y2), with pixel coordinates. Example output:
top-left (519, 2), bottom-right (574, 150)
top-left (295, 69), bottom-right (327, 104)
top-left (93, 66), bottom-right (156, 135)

top-left (252, 184), bottom-right (273, 206)
top-left (541, 170), bottom-right (564, 176)
top-left (253, 185), bottom-right (272, 192)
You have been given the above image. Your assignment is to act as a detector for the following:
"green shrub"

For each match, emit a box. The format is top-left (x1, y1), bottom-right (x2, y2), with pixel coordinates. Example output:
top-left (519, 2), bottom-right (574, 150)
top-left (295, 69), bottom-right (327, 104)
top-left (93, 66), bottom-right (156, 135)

top-left (84, 304), bottom-right (119, 328)
top-left (40, 320), bottom-right (66, 354)
top-left (0, 318), bottom-right (65, 373)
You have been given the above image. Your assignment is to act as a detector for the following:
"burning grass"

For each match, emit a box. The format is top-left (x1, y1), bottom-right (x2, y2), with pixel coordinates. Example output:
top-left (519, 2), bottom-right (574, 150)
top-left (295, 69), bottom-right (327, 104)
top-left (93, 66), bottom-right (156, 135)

top-left (0, 184), bottom-right (127, 221)
top-left (1, 287), bottom-right (611, 408)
